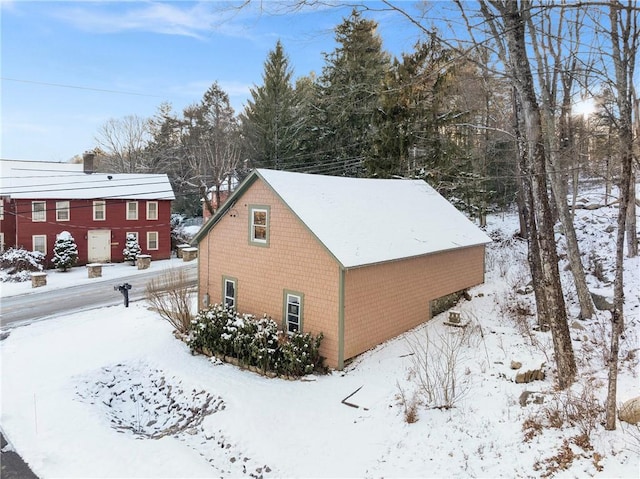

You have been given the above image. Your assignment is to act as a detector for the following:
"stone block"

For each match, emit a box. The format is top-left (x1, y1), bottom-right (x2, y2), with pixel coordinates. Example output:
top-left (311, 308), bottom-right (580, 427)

top-left (87, 263), bottom-right (103, 278)
top-left (182, 248), bottom-right (198, 262)
top-left (136, 254), bottom-right (152, 270)
top-left (31, 272), bottom-right (47, 288)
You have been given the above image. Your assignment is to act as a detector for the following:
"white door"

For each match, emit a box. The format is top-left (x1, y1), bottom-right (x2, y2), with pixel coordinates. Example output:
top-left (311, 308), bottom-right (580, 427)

top-left (88, 230), bottom-right (111, 262)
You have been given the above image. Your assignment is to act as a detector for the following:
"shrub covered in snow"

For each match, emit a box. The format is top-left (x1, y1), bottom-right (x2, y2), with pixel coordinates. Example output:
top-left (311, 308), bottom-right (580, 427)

top-left (0, 247), bottom-right (45, 282)
top-left (122, 234), bottom-right (142, 264)
top-left (188, 304), bottom-right (324, 377)
top-left (52, 231), bottom-right (78, 271)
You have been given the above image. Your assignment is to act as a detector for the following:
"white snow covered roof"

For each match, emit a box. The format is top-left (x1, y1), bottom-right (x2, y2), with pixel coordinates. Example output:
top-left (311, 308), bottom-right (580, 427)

top-left (196, 168), bottom-right (491, 268)
top-left (0, 159), bottom-right (175, 200)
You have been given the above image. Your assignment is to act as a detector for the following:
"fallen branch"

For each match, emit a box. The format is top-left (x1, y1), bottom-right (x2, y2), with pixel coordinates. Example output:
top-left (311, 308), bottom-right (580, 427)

top-left (341, 386), bottom-right (363, 408)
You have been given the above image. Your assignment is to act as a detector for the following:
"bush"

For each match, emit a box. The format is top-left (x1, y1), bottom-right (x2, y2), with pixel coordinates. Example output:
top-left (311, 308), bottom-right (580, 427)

top-left (52, 231), bottom-right (78, 271)
top-left (145, 268), bottom-right (194, 334)
top-left (122, 234), bottom-right (142, 264)
top-left (0, 247), bottom-right (45, 282)
top-left (188, 304), bottom-right (324, 377)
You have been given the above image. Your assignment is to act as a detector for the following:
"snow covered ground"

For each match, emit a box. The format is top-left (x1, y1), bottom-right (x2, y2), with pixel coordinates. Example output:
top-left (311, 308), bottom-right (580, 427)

top-left (1, 184), bottom-right (639, 478)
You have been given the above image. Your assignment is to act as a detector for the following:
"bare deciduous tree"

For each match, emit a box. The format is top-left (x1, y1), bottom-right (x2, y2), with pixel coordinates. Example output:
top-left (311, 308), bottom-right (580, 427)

top-left (94, 115), bottom-right (152, 173)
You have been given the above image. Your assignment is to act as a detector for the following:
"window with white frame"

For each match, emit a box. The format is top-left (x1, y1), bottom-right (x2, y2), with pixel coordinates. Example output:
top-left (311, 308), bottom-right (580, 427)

top-left (0, 233), bottom-right (4, 252)
top-left (32, 235), bottom-right (47, 255)
top-left (223, 277), bottom-right (237, 309)
top-left (56, 201), bottom-right (70, 221)
top-left (126, 201), bottom-right (139, 220)
top-left (285, 292), bottom-right (303, 334)
top-left (32, 201), bottom-right (46, 222)
top-left (0, 201), bottom-right (4, 220)
top-left (146, 201), bottom-right (158, 220)
top-left (147, 231), bottom-right (158, 250)
top-left (249, 206), bottom-right (269, 245)
top-left (93, 200), bottom-right (106, 221)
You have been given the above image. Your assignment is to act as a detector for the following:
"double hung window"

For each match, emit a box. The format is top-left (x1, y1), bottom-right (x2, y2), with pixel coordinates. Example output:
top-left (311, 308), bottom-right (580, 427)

top-left (223, 277), bottom-right (237, 309)
top-left (32, 201), bottom-right (46, 222)
top-left (285, 292), bottom-right (303, 334)
top-left (249, 206), bottom-right (269, 245)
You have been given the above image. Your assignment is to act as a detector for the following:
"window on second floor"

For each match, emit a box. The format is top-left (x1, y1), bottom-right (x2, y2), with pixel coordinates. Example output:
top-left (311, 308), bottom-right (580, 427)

top-left (147, 231), bottom-right (158, 250)
top-left (126, 201), bottom-right (138, 220)
top-left (56, 201), bottom-right (70, 221)
top-left (93, 200), bottom-right (106, 221)
top-left (32, 201), bottom-right (46, 222)
top-left (249, 205), bottom-right (269, 246)
top-left (146, 201), bottom-right (158, 220)
top-left (0, 201), bottom-right (4, 220)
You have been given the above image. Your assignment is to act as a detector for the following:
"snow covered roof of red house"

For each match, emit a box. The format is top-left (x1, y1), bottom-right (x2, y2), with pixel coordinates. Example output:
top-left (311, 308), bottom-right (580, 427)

top-left (195, 168), bottom-right (491, 268)
top-left (0, 159), bottom-right (175, 200)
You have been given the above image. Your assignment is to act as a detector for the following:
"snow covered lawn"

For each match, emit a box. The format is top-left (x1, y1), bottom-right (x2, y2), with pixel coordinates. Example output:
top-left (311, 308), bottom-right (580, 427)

top-left (1, 188), bottom-right (639, 478)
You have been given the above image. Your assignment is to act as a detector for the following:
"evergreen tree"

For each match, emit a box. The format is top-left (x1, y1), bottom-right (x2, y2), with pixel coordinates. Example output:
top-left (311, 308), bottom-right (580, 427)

top-left (241, 40), bottom-right (301, 170)
top-left (317, 9), bottom-right (391, 176)
top-left (52, 231), bottom-right (78, 272)
top-left (123, 234), bottom-right (142, 265)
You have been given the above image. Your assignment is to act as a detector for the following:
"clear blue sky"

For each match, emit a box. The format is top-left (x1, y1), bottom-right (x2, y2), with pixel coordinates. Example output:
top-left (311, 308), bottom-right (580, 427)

top-left (1, 1), bottom-right (429, 163)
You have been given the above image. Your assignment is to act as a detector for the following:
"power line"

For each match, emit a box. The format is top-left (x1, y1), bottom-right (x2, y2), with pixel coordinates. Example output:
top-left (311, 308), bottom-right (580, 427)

top-left (0, 77), bottom-right (163, 98)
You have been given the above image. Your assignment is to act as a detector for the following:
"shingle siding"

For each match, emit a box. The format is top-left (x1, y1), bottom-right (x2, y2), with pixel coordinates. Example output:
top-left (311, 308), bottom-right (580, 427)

top-left (342, 246), bottom-right (485, 362)
top-left (196, 171), bottom-right (488, 369)
top-left (198, 181), bottom-right (341, 366)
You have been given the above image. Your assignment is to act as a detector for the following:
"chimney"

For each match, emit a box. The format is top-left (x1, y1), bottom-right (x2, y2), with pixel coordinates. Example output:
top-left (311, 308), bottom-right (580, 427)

top-left (83, 151), bottom-right (95, 174)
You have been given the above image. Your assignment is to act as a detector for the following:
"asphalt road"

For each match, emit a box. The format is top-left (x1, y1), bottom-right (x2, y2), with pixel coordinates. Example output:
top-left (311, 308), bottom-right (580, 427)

top-left (0, 263), bottom-right (198, 329)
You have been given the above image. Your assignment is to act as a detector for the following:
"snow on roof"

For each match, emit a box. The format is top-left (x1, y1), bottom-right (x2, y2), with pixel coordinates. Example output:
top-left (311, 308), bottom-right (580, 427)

top-left (0, 159), bottom-right (175, 200)
top-left (256, 169), bottom-right (491, 268)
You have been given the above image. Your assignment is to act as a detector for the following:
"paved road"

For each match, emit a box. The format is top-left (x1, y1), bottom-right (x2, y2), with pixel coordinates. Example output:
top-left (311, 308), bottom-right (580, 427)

top-left (0, 263), bottom-right (198, 329)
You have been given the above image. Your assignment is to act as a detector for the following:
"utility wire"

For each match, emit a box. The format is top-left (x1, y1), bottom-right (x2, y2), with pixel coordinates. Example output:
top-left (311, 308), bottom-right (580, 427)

top-left (0, 77), bottom-right (163, 98)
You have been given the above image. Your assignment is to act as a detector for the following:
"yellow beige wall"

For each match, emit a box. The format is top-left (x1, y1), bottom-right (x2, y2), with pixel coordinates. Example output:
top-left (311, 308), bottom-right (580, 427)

top-left (342, 245), bottom-right (485, 361)
top-left (198, 180), bottom-right (341, 366)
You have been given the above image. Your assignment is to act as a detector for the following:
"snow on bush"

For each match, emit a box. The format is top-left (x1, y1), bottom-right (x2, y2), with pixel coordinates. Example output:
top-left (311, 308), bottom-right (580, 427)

top-left (188, 304), bottom-right (324, 377)
top-left (0, 247), bottom-right (45, 282)
top-left (52, 231), bottom-right (78, 272)
top-left (122, 233), bottom-right (142, 264)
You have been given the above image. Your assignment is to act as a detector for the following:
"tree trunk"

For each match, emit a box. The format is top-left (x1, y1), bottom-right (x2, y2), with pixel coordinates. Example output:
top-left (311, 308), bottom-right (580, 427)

top-left (605, 0), bottom-right (636, 429)
top-left (500, 1), bottom-right (576, 388)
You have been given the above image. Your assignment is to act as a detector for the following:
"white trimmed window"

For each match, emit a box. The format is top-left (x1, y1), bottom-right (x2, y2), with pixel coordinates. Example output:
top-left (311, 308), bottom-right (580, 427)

top-left (0, 233), bottom-right (4, 252)
top-left (285, 292), bottom-right (303, 334)
top-left (249, 206), bottom-right (269, 245)
top-left (147, 231), bottom-right (158, 250)
top-left (32, 235), bottom-right (47, 255)
top-left (32, 201), bottom-right (46, 222)
top-left (93, 200), bottom-right (106, 221)
top-left (56, 201), bottom-right (70, 221)
top-left (223, 277), bottom-right (237, 309)
top-left (126, 231), bottom-right (139, 243)
top-left (126, 201), bottom-right (139, 220)
top-left (0, 201), bottom-right (4, 220)
top-left (146, 201), bottom-right (158, 220)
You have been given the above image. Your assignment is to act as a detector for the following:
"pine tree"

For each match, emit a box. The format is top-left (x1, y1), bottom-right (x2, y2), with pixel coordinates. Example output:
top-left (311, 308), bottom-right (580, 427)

top-left (123, 234), bottom-right (142, 265)
top-left (241, 40), bottom-right (301, 170)
top-left (52, 231), bottom-right (78, 272)
top-left (317, 9), bottom-right (391, 176)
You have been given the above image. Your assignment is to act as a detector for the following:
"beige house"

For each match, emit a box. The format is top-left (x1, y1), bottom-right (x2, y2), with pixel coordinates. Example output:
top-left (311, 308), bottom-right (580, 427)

top-left (192, 169), bottom-right (491, 369)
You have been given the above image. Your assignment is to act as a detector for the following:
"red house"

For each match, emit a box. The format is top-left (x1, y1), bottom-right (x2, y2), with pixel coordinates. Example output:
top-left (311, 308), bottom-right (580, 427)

top-left (0, 158), bottom-right (175, 265)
